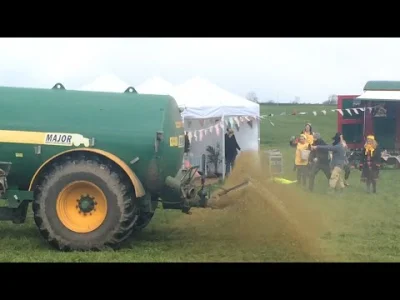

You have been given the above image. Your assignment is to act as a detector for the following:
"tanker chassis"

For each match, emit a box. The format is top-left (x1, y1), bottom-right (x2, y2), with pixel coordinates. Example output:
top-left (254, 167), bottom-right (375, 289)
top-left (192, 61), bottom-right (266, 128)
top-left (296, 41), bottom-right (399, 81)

top-left (0, 83), bottom-right (209, 251)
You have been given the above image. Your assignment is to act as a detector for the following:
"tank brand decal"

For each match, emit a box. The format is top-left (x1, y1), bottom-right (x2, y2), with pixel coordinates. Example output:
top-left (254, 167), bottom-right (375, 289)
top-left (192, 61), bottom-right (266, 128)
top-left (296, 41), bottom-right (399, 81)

top-left (0, 130), bottom-right (91, 147)
top-left (178, 135), bottom-right (184, 148)
top-left (44, 133), bottom-right (91, 147)
top-left (45, 133), bottom-right (72, 145)
top-left (15, 153), bottom-right (23, 158)
top-left (175, 121), bottom-right (183, 129)
top-left (170, 137), bottom-right (178, 147)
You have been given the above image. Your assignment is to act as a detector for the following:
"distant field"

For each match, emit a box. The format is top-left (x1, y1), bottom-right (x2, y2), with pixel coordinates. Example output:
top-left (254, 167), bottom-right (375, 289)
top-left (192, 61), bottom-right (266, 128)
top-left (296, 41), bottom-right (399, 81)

top-left (259, 104), bottom-right (337, 148)
top-left (1, 104), bottom-right (400, 262)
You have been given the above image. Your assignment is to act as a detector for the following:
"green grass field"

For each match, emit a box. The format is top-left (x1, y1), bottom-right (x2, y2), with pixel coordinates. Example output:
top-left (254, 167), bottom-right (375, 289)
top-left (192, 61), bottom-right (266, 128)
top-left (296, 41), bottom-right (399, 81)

top-left (2, 104), bottom-right (400, 262)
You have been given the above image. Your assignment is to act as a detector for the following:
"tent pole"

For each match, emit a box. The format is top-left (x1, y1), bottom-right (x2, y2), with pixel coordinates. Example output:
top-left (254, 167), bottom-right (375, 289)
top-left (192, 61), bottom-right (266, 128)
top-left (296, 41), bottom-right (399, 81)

top-left (222, 115), bottom-right (226, 181)
top-left (258, 115), bottom-right (261, 150)
top-left (181, 115), bottom-right (186, 168)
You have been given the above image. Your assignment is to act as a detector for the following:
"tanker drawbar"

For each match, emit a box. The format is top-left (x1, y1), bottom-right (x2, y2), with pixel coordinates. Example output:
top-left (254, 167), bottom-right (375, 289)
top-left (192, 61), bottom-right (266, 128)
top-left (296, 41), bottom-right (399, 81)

top-left (162, 154), bottom-right (210, 214)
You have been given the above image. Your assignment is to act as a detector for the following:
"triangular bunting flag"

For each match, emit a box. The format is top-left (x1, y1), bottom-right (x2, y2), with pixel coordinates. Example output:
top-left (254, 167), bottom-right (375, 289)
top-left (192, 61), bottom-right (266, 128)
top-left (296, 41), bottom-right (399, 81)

top-left (215, 124), bottom-right (220, 136)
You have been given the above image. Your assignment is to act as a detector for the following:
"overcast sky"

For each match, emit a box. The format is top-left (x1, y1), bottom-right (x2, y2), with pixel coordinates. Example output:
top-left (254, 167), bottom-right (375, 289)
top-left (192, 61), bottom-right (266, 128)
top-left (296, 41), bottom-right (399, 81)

top-left (0, 38), bottom-right (399, 103)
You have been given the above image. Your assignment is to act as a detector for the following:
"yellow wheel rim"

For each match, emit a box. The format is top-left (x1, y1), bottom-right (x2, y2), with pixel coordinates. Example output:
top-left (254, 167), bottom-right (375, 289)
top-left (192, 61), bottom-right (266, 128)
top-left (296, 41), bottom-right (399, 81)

top-left (56, 181), bottom-right (108, 233)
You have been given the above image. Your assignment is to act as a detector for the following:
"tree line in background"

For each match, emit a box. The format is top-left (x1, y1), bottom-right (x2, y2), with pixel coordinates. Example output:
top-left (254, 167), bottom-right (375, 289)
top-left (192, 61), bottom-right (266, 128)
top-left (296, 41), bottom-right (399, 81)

top-left (246, 92), bottom-right (338, 106)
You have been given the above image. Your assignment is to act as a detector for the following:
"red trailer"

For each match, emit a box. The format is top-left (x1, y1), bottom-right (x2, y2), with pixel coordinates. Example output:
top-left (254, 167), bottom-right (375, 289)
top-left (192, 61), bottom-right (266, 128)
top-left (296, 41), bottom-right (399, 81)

top-left (337, 81), bottom-right (400, 167)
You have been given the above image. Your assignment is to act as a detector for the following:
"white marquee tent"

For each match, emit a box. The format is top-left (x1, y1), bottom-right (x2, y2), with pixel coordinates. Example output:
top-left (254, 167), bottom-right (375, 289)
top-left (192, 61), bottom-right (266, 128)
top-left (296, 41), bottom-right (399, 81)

top-left (135, 76), bottom-right (174, 95)
top-left (170, 77), bottom-right (260, 179)
top-left (79, 74), bottom-right (132, 93)
top-left (171, 76), bottom-right (259, 119)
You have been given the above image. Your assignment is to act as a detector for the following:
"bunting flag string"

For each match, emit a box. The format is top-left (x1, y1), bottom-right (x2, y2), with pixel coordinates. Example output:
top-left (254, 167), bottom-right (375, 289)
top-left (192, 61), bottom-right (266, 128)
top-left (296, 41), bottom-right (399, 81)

top-left (258, 104), bottom-right (383, 123)
top-left (184, 116), bottom-right (258, 143)
top-left (183, 105), bottom-right (382, 143)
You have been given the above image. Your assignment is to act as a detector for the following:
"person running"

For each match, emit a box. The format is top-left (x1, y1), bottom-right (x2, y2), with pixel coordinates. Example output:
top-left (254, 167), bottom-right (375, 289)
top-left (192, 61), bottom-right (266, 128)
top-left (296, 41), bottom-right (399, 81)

top-left (360, 135), bottom-right (381, 193)
top-left (311, 132), bottom-right (347, 194)
top-left (308, 132), bottom-right (331, 192)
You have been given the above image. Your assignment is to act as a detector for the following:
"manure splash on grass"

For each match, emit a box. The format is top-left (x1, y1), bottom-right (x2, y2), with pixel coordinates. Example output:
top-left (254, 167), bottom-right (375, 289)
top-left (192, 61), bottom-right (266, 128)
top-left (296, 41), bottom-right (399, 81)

top-left (176, 151), bottom-right (334, 262)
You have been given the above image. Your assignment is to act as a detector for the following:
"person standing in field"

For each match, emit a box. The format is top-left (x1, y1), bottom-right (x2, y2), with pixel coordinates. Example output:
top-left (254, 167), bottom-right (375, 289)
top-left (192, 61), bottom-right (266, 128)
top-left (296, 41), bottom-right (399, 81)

top-left (289, 122), bottom-right (314, 147)
top-left (308, 132), bottom-right (331, 192)
top-left (360, 135), bottom-right (381, 193)
top-left (294, 134), bottom-right (310, 187)
top-left (311, 132), bottom-right (347, 194)
top-left (302, 123), bottom-right (314, 145)
top-left (224, 128), bottom-right (241, 176)
top-left (340, 135), bottom-right (352, 187)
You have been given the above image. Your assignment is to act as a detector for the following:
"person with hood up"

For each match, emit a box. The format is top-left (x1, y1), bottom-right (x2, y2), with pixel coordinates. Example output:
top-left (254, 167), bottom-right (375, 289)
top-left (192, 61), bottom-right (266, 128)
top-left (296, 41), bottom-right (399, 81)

top-left (294, 134), bottom-right (310, 187)
top-left (311, 132), bottom-right (347, 193)
top-left (308, 132), bottom-right (331, 192)
top-left (360, 135), bottom-right (381, 193)
top-left (224, 128), bottom-right (241, 176)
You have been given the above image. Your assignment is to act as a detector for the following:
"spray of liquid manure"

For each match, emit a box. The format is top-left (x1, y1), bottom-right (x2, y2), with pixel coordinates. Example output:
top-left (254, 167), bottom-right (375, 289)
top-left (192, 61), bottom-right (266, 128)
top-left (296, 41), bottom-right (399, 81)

top-left (176, 151), bottom-right (333, 262)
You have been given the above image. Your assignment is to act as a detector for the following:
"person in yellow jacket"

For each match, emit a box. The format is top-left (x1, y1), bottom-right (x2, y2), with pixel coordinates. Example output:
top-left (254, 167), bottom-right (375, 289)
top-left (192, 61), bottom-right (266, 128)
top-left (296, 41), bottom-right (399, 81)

top-left (302, 123), bottom-right (314, 145)
top-left (289, 123), bottom-right (314, 147)
top-left (360, 135), bottom-right (381, 193)
top-left (294, 134), bottom-right (310, 186)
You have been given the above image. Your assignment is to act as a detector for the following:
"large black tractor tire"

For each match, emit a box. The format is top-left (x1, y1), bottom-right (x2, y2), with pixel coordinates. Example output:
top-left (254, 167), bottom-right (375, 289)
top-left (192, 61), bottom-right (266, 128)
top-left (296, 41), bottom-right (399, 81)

top-left (32, 157), bottom-right (138, 251)
top-left (133, 196), bottom-right (158, 231)
top-left (134, 212), bottom-right (155, 231)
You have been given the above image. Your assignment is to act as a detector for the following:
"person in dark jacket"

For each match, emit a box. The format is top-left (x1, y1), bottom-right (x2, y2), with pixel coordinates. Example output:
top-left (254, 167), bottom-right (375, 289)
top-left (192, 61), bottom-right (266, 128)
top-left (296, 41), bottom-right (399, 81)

top-left (311, 132), bottom-right (347, 193)
top-left (308, 132), bottom-right (331, 191)
top-left (225, 128), bottom-right (241, 175)
top-left (184, 131), bottom-right (190, 154)
top-left (360, 135), bottom-right (381, 193)
top-left (340, 136), bottom-right (351, 186)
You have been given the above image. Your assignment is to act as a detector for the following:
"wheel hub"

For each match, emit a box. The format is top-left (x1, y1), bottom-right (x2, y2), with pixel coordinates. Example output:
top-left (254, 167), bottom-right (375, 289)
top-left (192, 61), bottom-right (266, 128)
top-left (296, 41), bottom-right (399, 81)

top-left (76, 194), bottom-right (97, 214)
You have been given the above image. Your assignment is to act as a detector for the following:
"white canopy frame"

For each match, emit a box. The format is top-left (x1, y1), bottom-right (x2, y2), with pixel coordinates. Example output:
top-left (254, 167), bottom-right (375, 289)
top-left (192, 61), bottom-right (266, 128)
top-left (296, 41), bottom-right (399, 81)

top-left (182, 113), bottom-right (260, 180)
top-left (174, 77), bottom-right (260, 181)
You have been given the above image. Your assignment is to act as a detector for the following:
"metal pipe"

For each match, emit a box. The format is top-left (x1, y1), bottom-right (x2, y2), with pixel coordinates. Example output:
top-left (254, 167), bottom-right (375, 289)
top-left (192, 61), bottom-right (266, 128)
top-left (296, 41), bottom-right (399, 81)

top-left (222, 114), bottom-right (226, 180)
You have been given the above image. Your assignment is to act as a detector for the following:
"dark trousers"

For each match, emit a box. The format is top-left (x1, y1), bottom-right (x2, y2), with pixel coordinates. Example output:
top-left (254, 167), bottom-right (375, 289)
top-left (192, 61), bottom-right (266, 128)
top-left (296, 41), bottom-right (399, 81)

top-left (361, 166), bottom-right (379, 193)
top-left (296, 165), bottom-right (308, 186)
top-left (225, 156), bottom-right (236, 175)
top-left (344, 164), bottom-right (351, 181)
top-left (308, 162), bottom-right (331, 191)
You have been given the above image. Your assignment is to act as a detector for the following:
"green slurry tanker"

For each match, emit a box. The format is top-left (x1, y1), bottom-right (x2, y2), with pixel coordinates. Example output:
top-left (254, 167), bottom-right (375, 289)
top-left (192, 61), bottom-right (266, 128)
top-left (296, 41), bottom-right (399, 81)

top-left (0, 83), bottom-right (210, 251)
